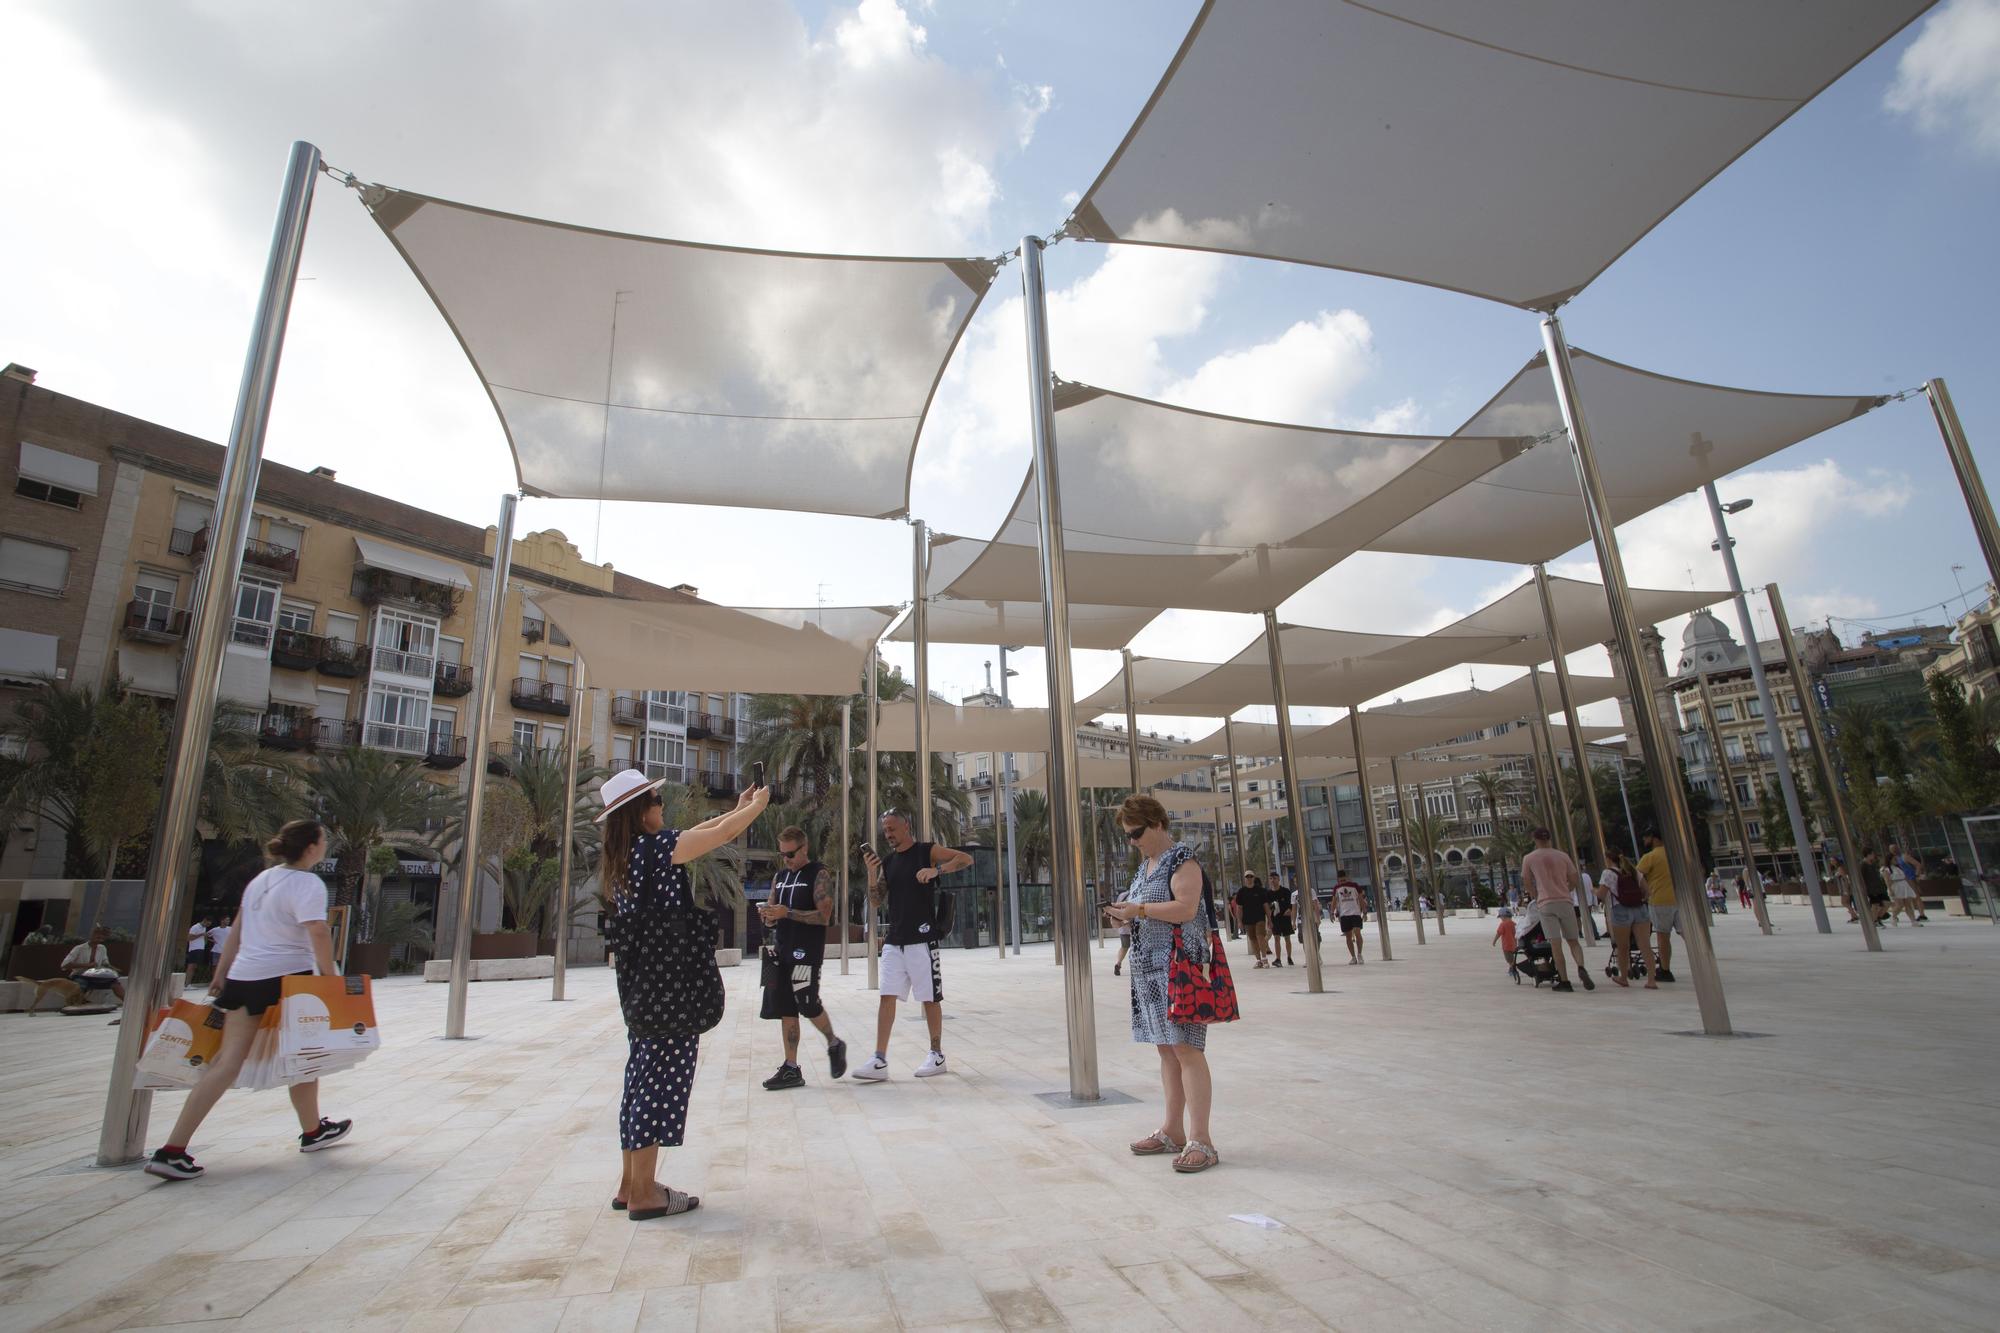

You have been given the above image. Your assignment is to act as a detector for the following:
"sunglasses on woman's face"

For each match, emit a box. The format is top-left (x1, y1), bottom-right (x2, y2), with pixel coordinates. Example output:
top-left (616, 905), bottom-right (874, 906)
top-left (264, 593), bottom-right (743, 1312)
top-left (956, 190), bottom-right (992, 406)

top-left (1125, 825), bottom-right (1145, 841)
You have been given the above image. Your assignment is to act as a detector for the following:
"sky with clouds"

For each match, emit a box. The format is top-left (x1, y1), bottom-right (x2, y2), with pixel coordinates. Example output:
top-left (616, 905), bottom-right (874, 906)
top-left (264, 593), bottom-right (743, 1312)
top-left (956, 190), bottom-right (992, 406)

top-left (4, 0), bottom-right (1998, 740)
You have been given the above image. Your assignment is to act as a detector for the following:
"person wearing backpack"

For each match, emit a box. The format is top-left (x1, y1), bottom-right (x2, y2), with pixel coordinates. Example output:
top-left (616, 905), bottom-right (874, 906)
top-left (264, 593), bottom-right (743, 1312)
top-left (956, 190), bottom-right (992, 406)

top-left (597, 768), bottom-right (768, 1221)
top-left (1104, 794), bottom-right (1235, 1174)
top-left (1596, 847), bottom-right (1655, 990)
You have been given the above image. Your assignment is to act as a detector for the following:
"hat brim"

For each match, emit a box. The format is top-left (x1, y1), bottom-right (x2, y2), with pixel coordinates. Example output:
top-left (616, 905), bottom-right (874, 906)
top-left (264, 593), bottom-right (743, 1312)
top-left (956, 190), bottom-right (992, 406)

top-left (594, 775), bottom-right (668, 824)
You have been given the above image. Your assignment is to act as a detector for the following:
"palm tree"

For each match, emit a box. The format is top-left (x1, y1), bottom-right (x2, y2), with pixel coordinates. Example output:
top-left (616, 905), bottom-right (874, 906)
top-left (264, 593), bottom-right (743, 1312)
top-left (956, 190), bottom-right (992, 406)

top-left (742, 693), bottom-right (849, 808)
top-left (658, 780), bottom-right (747, 944)
top-left (1011, 789), bottom-right (1050, 884)
top-left (5, 678), bottom-right (111, 875)
top-left (306, 746), bottom-right (458, 939)
top-left (1402, 807), bottom-right (1456, 933)
top-left (198, 704), bottom-right (305, 847)
top-left (499, 742), bottom-right (607, 879)
top-left (1494, 824), bottom-right (1535, 902)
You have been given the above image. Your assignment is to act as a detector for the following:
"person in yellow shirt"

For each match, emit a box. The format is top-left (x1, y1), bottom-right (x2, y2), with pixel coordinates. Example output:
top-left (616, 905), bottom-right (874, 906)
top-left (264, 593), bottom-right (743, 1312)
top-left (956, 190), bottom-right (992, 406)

top-left (1635, 830), bottom-right (1678, 985)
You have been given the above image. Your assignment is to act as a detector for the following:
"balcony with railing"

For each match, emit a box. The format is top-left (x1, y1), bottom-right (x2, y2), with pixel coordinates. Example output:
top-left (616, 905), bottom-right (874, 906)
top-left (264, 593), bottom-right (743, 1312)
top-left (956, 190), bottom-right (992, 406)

top-left (423, 734), bottom-right (468, 769)
top-left (271, 628), bottom-right (322, 671)
top-left (317, 639), bottom-right (364, 677)
top-left (259, 709), bottom-right (319, 751)
top-left (122, 600), bottom-right (190, 644)
top-left (169, 527), bottom-right (298, 581)
top-left (702, 770), bottom-right (738, 799)
top-left (611, 695), bottom-right (646, 727)
top-left (433, 662), bottom-right (473, 697)
top-left (315, 718), bottom-right (361, 749)
top-left (522, 616), bottom-right (545, 643)
top-left (686, 711), bottom-right (737, 742)
top-left (353, 567), bottom-right (461, 617)
top-left (365, 720), bottom-right (428, 754)
top-left (642, 760), bottom-right (688, 785)
top-left (372, 644), bottom-right (436, 680)
top-left (231, 618), bottom-right (273, 650)
top-left (487, 739), bottom-right (566, 775)
top-left (511, 676), bottom-right (573, 716)
top-left (647, 699), bottom-right (687, 729)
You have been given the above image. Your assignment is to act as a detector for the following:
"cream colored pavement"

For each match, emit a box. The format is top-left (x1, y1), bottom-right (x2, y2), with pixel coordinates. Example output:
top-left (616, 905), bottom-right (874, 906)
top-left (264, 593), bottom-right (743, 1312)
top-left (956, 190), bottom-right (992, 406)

top-left (2, 907), bottom-right (1998, 1332)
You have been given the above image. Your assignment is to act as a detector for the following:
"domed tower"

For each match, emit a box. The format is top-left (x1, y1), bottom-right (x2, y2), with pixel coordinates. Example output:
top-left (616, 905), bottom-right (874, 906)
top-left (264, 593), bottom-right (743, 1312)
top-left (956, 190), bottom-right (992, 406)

top-left (1677, 609), bottom-right (1746, 677)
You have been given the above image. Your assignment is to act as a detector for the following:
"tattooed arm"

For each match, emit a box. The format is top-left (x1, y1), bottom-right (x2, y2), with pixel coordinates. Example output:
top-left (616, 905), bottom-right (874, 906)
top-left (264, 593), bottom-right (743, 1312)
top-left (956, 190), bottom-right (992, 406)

top-left (783, 866), bottom-right (834, 926)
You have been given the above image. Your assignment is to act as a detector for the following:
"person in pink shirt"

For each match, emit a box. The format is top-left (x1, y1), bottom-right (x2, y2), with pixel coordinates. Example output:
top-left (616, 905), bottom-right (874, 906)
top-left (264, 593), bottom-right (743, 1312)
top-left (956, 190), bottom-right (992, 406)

top-left (1520, 828), bottom-right (1593, 993)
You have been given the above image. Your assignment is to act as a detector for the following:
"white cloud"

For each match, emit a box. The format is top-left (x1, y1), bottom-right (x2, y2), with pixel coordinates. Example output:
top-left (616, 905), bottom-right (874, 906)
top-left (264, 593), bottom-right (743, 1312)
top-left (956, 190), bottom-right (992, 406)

top-left (1885, 0), bottom-right (2000, 158)
top-left (1158, 310), bottom-right (1378, 426)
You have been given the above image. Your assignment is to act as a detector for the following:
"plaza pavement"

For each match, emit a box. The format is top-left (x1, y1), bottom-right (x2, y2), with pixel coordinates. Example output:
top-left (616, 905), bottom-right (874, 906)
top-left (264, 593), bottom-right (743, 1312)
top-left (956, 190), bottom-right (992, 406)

top-left (2, 905), bottom-right (1998, 1332)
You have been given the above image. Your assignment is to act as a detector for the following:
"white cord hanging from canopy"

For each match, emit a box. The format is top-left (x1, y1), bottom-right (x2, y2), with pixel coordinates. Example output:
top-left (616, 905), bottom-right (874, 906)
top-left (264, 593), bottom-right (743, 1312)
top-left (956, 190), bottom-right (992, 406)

top-left (534, 592), bottom-right (895, 696)
top-left (1371, 348), bottom-right (1886, 565)
top-left (357, 184), bottom-right (1000, 518)
top-left (931, 380), bottom-right (1527, 612)
top-left (1068, 0), bottom-right (1932, 309)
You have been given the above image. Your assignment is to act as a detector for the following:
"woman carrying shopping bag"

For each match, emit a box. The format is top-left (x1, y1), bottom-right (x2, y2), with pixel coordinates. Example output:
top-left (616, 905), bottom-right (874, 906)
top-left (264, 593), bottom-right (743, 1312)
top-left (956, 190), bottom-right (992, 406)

top-left (597, 768), bottom-right (767, 1220)
top-left (1102, 794), bottom-right (1236, 1174)
top-left (145, 820), bottom-right (350, 1181)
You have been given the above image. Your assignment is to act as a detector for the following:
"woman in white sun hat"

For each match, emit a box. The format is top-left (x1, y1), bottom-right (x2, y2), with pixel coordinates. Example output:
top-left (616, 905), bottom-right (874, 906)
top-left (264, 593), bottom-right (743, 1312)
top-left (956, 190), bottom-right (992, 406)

top-left (597, 767), bottom-right (767, 1220)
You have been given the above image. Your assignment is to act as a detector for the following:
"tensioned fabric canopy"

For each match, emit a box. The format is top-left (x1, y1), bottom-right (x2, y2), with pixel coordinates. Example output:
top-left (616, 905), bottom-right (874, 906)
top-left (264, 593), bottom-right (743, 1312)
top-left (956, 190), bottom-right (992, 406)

top-left (1233, 754), bottom-right (1507, 787)
top-left (1418, 724), bottom-right (1624, 761)
top-left (931, 382), bottom-right (1526, 612)
top-left (1367, 671), bottom-right (1623, 724)
top-left (536, 593), bottom-right (894, 696)
top-left (1068, 0), bottom-right (1931, 309)
top-left (1010, 756), bottom-right (1214, 792)
top-left (1371, 349), bottom-right (1885, 566)
top-left (1440, 575), bottom-right (1730, 669)
top-left (360, 186), bottom-right (998, 518)
top-left (888, 597), bottom-right (1158, 652)
top-left (871, 703), bottom-right (1053, 755)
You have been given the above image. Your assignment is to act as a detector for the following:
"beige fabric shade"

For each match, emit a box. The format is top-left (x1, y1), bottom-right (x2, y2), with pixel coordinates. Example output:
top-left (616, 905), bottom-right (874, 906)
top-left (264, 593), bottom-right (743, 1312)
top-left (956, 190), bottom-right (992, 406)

top-left (360, 186), bottom-right (997, 518)
top-left (536, 593), bottom-right (894, 695)
top-left (933, 382), bottom-right (1526, 612)
top-left (1371, 349), bottom-right (1884, 566)
top-left (888, 597), bottom-right (1158, 652)
top-left (1368, 671), bottom-right (1623, 725)
top-left (871, 702), bottom-right (1054, 755)
top-left (1418, 724), bottom-right (1624, 761)
top-left (1441, 575), bottom-right (1731, 669)
top-left (1011, 756), bottom-right (1214, 792)
top-left (1233, 753), bottom-right (1509, 787)
top-left (1070, 1), bottom-right (1929, 309)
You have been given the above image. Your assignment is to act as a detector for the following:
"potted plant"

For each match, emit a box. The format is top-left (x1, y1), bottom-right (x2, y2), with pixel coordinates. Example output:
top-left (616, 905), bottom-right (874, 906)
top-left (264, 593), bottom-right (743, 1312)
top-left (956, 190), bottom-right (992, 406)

top-left (350, 899), bottom-right (434, 977)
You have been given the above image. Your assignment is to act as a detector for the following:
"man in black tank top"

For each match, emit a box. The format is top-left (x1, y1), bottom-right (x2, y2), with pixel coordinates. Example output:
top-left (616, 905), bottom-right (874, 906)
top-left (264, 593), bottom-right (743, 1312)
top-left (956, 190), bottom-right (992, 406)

top-left (854, 809), bottom-right (972, 1081)
top-left (756, 826), bottom-right (846, 1090)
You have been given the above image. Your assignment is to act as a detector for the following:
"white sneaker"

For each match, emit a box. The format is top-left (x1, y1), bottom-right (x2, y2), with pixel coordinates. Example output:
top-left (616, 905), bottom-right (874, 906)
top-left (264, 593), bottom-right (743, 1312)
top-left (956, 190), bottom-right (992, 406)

top-left (914, 1051), bottom-right (948, 1078)
top-left (852, 1055), bottom-right (890, 1082)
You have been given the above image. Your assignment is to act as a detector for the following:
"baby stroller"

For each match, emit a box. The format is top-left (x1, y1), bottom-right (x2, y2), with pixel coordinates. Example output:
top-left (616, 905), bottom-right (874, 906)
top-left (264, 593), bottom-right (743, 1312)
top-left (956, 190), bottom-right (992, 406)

top-left (1513, 919), bottom-right (1557, 987)
top-left (1605, 945), bottom-right (1648, 982)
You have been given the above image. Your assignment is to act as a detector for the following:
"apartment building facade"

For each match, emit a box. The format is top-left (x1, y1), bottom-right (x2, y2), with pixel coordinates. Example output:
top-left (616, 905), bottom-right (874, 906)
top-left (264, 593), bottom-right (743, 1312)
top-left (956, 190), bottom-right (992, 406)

top-left (2, 373), bottom-right (752, 945)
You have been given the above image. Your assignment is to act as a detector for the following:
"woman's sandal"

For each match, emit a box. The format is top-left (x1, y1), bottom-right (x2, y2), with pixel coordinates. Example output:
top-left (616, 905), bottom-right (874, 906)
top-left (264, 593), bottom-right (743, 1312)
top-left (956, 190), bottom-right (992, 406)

top-left (628, 1187), bottom-right (700, 1221)
top-left (1172, 1141), bottom-right (1219, 1174)
top-left (1130, 1129), bottom-right (1186, 1156)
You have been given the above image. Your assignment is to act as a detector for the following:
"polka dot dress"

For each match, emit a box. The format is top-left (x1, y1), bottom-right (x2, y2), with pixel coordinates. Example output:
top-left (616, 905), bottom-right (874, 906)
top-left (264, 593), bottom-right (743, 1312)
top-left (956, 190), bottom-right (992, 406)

top-left (615, 829), bottom-right (700, 1151)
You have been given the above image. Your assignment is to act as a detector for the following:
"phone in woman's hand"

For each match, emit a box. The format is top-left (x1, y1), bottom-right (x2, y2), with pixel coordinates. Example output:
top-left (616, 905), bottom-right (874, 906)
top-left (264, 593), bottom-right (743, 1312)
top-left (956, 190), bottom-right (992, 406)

top-left (751, 761), bottom-right (766, 788)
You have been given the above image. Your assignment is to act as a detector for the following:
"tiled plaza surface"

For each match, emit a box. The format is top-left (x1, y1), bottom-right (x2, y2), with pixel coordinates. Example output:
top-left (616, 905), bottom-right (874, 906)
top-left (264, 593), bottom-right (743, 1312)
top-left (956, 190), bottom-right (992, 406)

top-left (2, 905), bottom-right (1998, 1332)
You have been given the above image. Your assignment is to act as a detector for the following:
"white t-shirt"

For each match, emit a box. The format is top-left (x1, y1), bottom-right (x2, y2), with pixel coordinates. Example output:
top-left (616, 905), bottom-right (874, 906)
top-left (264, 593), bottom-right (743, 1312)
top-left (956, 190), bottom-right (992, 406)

top-left (187, 924), bottom-right (208, 951)
top-left (226, 867), bottom-right (328, 981)
top-left (1333, 883), bottom-right (1364, 916)
top-left (207, 923), bottom-right (230, 951)
top-left (62, 943), bottom-right (112, 972)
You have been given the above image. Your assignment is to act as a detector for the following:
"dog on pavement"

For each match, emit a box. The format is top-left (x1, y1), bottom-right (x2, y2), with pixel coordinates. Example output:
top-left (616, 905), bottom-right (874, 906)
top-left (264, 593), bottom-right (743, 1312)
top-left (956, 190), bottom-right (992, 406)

top-left (14, 976), bottom-right (85, 1012)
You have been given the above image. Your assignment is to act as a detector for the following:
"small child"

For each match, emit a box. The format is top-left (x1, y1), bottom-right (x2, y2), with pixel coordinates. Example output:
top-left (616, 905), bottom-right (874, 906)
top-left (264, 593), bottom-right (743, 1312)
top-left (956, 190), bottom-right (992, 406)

top-left (1493, 908), bottom-right (1519, 982)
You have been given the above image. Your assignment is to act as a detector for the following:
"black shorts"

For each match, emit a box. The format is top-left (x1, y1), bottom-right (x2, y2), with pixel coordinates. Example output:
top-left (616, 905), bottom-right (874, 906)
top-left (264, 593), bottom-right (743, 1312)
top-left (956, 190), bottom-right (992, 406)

top-left (1339, 914), bottom-right (1364, 933)
top-left (1270, 916), bottom-right (1294, 937)
top-left (213, 971), bottom-right (309, 1016)
top-left (760, 958), bottom-right (824, 1020)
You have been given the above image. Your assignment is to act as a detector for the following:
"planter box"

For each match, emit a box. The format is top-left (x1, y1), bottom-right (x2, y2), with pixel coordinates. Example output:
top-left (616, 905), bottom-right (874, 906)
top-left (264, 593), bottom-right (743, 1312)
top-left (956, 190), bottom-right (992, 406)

top-left (423, 956), bottom-right (554, 982)
top-left (7, 944), bottom-right (73, 978)
top-left (345, 941), bottom-right (393, 978)
top-left (472, 932), bottom-right (537, 960)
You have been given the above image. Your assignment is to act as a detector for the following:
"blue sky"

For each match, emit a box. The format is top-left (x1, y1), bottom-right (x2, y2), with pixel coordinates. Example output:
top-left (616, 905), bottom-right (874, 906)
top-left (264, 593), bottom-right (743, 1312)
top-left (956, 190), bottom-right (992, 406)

top-left (4, 0), bottom-right (1996, 728)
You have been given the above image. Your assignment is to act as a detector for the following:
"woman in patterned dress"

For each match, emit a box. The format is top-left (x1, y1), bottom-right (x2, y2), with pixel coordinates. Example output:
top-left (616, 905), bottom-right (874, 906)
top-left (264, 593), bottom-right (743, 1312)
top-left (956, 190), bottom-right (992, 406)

top-left (1102, 794), bottom-right (1221, 1173)
top-left (597, 769), bottom-right (768, 1220)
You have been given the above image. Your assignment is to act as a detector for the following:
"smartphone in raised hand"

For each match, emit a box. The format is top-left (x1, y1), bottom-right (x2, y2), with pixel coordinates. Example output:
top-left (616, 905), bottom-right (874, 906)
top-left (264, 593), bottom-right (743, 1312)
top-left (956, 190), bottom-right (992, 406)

top-left (752, 761), bottom-right (766, 789)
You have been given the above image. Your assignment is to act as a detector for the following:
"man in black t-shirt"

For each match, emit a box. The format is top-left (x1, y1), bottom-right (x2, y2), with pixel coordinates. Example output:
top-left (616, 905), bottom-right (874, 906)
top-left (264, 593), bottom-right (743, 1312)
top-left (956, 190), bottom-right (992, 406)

top-left (854, 810), bottom-right (972, 1081)
top-left (756, 826), bottom-right (847, 1091)
top-left (1234, 872), bottom-right (1271, 968)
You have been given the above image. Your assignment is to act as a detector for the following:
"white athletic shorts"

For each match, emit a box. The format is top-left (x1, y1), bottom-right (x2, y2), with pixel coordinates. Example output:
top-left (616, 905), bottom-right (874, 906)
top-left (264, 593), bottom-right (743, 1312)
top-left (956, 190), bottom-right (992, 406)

top-left (879, 941), bottom-right (942, 1003)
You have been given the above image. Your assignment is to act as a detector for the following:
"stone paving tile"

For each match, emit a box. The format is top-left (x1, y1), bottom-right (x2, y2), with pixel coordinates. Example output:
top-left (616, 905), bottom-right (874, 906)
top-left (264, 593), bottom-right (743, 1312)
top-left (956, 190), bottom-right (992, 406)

top-left (2, 909), bottom-right (1999, 1331)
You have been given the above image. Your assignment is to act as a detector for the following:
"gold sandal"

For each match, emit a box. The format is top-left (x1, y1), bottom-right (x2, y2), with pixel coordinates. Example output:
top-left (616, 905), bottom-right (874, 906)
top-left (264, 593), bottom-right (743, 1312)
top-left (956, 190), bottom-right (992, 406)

top-left (1173, 1140), bottom-right (1219, 1173)
top-left (1130, 1129), bottom-right (1186, 1156)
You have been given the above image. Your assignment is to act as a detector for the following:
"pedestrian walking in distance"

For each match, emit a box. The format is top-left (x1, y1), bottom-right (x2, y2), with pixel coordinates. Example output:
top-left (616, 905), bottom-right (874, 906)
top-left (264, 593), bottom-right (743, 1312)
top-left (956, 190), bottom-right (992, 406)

top-left (1637, 830), bottom-right (1679, 983)
top-left (757, 826), bottom-right (847, 1089)
top-left (855, 811), bottom-right (972, 1081)
top-left (1331, 868), bottom-right (1368, 964)
top-left (1521, 828), bottom-right (1593, 993)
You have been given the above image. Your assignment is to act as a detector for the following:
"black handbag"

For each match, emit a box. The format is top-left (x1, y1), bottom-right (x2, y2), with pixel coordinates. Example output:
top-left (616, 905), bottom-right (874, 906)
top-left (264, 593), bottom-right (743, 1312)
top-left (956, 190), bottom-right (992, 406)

top-left (602, 896), bottom-right (725, 1039)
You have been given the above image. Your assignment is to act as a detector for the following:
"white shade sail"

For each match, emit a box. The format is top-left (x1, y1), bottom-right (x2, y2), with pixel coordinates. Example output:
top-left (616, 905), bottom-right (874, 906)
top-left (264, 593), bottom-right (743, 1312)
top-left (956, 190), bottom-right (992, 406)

top-left (536, 593), bottom-right (894, 696)
top-left (889, 597), bottom-right (1158, 652)
top-left (871, 702), bottom-right (1054, 755)
top-left (1418, 724), bottom-right (1624, 761)
top-left (934, 382), bottom-right (1525, 612)
top-left (1234, 753), bottom-right (1510, 787)
top-left (1070, 0), bottom-right (1930, 309)
top-left (353, 535), bottom-right (474, 592)
top-left (1011, 756), bottom-right (1214, 792)
top-left (1371, 349), bottom-right (1884, 566)
top-left (1440, 575), bottom-right (1731, 669)
top-left (360, 186), bottom-right (998, 518)
top-left (1367, 671), bottom-right (1624, 725)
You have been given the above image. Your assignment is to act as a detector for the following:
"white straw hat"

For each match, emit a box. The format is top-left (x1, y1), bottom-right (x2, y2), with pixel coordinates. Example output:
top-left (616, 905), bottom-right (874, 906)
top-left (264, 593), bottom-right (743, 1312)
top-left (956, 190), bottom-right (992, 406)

top-left (594, 768), bottom-right (667, 824)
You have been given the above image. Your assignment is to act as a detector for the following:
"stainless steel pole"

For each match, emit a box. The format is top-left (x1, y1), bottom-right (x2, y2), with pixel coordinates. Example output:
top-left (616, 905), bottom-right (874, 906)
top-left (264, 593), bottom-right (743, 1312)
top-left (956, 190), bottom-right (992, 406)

top-left (1928, 378), bottom-right (2000, 590)
top-left (1390, 755), bottom-right (1426, 944)
top-left (1224, 716), bottom-right (1249, 940)
top-left (97, 141), bottom-right (322, 1166)
top-left (1694, 670), bottom-right (1771, 934)
top-left (552, 657), bottom-right (587, 1000)
top-left (1348, 713), bottom-right (1393, 960)
top-left (991, 750), bottom-right (1005, 958)
top-left (839, 696), bottom-right (852, 975)
top-left (866, 644), bottom-right (880, 989)
top-left (446, 493), bottom-right (519, 1039)
top-left (1768, 582), bottom-right (1882, 952)
top-left (1122, 649), bottom-right (1144, 795)
top-left (1612, 750), bottom-right (1640, 853)
top-left (1263, 613), bottom-right (1324, 990)
top-left (912, 522), bottom-right (931, 842)
top-left (1534, 564), bottom-right (1610, 874)
top-left (1021, 234), bottom-right (1098, 1099)
top-left (1705, 482), bottom-right (1827, 931)
top-left (1000, 646), bottom-right (1021, 956)
top-left (1529, 667), bottom-right (1596, 943)
top-left (1543, 314), bottom-right (1730, 1034)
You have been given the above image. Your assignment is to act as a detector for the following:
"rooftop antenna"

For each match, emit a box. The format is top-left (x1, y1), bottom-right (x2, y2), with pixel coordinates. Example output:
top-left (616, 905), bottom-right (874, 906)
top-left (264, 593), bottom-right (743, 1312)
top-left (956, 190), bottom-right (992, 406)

top-left (984, 660), bottom-right (993, 693)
